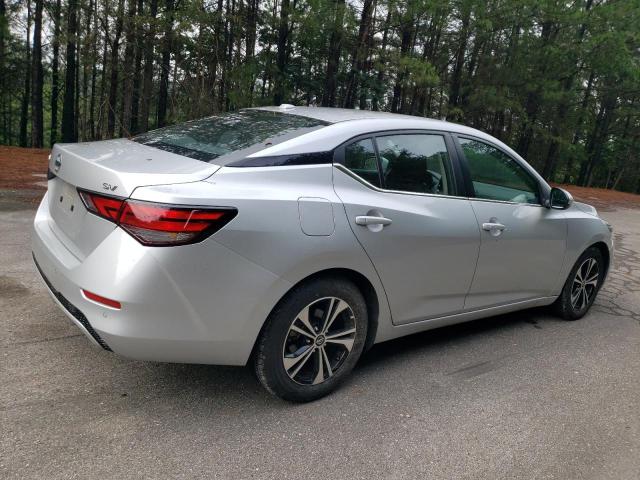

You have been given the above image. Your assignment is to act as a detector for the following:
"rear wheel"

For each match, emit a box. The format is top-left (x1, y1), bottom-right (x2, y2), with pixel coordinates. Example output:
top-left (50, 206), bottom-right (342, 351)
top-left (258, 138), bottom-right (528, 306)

top-left (254, 277), bottom-right (367, 402)
top-left (554, 247), bottom-right (604, 320)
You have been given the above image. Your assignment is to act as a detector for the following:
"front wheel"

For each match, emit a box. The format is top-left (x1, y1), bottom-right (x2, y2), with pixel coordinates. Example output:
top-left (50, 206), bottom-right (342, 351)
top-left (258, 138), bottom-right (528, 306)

top-left (254, 277), bottom-right (368, 402)
top-left (554, 247), bottom-right (604, 320)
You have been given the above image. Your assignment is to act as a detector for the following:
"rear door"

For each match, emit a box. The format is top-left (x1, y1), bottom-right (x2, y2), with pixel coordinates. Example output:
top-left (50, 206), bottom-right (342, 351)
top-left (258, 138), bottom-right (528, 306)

top-left (454, 136), bottom-right (567, 309)
top-left (333, 131), bottom-right (480, 325)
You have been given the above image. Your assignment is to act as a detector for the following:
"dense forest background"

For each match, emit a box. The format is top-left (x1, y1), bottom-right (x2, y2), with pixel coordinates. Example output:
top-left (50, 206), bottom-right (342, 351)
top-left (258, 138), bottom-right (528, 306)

top-left (1, 0), bottom-right (639, 191)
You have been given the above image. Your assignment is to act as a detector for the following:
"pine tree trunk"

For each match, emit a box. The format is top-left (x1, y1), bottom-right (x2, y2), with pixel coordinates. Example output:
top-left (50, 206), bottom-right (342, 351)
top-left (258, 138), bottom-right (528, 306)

top-left (446, 4), bottom-right (471, 119)
top-left (61, 0), bottom-right (78, 142)
top-left (411, 11), bottom-right (445, 116)
top-left (88, 0), bottom-right (98, 139)
top-left (322, 0), bottom-right (345, 107)
top-left (223, 0), bottom-right (235, 111)
top-left (390, 13), bottom-right (414, 113)
top-left (19, 0), bottom-right (31, 147)
top-left (260, 42), bottom-right (272, 99)
top-left (272, 0), bottom-right (290, 105)
top-left (343, 0), bottom-right (373, 109)
top-left (245, 0), bottom-right (258, 101)
top-left (217, 0), bottom-right (230, 111)
top-left (563, 71), bottom-right (594, 184)
top-left (581, 92), bottom-right (616, 187)
top-left (140, 0), bottom-right (158, 132)
top-left (157, 0), bottom-right (174, 127)
top-left (372, 7), bottom-right (392, 111)
top-left (130, 0), bottom-right (144, 133)
top-left (30, 0), bottom-right (44, 147)
top-left (50, 0), bottom-right (61, 145)
top-left (515, 22), bottom-right (555, 159)
top-left (121, 0), bottom-right (138, 135)
top-left (611, 131), bottom-right (636, 191)
top-left (0, 0), bottom-right (6, 143)
top-left (96, 2), bottom-right (111, 139)
top-left (80, 0), bottom-right (94, 141)
top-left (107, 0), bottom-right (125, 137)
top-left (74, 22), bottom-right (80, 139)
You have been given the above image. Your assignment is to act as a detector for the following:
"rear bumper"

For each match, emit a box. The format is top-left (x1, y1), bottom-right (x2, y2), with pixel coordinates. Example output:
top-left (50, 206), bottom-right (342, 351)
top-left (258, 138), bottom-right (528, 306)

top-left (33, 255), bottom-right (112, 351)
top-left (32, 193), bottom-right (291, 365)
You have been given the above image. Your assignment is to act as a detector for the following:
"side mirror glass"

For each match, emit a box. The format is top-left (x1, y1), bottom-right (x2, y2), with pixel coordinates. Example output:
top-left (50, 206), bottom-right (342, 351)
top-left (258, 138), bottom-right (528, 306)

top-left (550, 187), bottom-right (573, 210)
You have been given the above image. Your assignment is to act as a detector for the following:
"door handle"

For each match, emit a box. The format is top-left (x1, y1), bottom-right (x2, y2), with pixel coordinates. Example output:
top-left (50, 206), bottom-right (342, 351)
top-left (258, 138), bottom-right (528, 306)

top-left (482, 221), bottom-right (506, 237)
top-left (355, 215), bottom-right (392, 226)
top-left (482, 222), bottom-right (506, 231)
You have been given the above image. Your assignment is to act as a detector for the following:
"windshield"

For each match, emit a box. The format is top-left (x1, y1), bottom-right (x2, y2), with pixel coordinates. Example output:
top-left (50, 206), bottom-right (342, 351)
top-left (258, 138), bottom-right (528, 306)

top-left (132, 110), bottom-right (328, 163)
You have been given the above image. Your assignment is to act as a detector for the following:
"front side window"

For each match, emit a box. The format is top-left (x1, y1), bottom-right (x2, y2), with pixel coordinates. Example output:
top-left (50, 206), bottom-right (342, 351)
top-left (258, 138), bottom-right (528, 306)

top-left (459, 138), bottom-right (540, 204)
top-left (376, 134), bottom-right (454, 195)
top-left (343, 138), bottom-right (381, 187)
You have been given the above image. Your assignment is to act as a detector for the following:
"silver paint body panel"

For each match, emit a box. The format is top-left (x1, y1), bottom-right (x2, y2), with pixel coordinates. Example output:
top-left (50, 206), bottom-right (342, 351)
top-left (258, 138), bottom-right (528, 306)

top-left (465, 201), bottom-right (567, 309)
top-left (33, 107), bottom-right (613, 365)
top-left (333, 169), bottom-right (480, 324)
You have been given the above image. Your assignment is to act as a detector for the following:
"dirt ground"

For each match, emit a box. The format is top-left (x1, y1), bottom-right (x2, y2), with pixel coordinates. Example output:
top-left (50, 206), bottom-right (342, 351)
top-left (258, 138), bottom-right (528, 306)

top-left (0, 146), bottom-right (50, 190)
top-left (553, 183), bottom-right (640, 211)
top-left (1, 146), bottom-right (640, 210)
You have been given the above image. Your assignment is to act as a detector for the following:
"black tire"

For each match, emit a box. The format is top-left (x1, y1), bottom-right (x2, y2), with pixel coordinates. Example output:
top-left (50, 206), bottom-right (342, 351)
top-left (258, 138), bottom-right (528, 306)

top-left (254, 277), bottom-right (368, 402)
top-left (554, 246), bottom-right (604, 320)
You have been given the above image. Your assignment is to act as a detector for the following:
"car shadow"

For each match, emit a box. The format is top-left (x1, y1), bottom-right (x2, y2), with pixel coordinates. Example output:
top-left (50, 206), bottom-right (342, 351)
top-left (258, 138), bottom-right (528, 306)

top-left (358, 306), bottom-right (553, 370)
top-left (130, 305), bottom-right (557, 407)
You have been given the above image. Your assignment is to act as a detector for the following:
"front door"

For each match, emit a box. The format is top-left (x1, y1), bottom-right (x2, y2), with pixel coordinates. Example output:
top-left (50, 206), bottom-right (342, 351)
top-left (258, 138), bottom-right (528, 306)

top-left (455, 136), bottom-right (567, 309)
top-left (333, 132), bottom-right (480, 325)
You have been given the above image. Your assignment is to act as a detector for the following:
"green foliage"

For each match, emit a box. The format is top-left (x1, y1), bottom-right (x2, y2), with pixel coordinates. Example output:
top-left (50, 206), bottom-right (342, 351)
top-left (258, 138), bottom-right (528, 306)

top-left (1, 0), bottom-right (639, 191)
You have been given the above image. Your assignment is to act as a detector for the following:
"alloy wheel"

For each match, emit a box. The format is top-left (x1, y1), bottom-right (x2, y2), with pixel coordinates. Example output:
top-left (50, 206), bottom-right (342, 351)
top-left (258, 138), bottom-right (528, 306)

top-left (571, 257), bottom-right (599, 311)
top-left (282, 297), bottom-right (357, 385)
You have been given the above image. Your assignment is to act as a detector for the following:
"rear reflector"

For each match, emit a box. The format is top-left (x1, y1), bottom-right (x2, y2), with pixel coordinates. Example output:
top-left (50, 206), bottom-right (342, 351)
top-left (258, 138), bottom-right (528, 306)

top-left (77, 189), bottom-right (237, 246)
top-left (82, 289), bottom-right (122, 309)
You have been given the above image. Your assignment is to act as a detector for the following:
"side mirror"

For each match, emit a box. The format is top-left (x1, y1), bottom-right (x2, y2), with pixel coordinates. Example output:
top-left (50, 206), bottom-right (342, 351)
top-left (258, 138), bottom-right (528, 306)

top-left (549, 187), bottom-right (573, 210)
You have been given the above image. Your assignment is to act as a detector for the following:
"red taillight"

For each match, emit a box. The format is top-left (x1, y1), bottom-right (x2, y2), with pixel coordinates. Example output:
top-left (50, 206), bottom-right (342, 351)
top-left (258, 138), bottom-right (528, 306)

top-left (118, 200), bottom-right (236, 246)
top-left (78, 190), bottom-right (237, 246)
top-left (78, 190), bottom-right (124, 221)
top-left (82, 289), bottom-right (121, 309)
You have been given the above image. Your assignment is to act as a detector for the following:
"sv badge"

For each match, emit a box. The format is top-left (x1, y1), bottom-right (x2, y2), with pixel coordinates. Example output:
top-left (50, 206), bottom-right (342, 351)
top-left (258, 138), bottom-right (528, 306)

top-left (103, 183), bottom-right (118, 192)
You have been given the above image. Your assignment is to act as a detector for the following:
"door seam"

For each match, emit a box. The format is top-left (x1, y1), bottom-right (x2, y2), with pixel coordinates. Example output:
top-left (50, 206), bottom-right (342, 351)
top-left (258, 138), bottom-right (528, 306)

top-left (463, 200), bottom-right (483, 310)
top-left (331, 167), bottom-right (395, 325)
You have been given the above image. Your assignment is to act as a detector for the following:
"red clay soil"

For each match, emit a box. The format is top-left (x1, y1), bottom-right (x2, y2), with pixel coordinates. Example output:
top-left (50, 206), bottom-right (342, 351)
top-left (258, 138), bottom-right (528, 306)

top-left (553, 184), bottom-right (640, 211)
top-left (1, 146), bottom-right (639, 210)
top-left (0, 146), bottom-right (50, 190)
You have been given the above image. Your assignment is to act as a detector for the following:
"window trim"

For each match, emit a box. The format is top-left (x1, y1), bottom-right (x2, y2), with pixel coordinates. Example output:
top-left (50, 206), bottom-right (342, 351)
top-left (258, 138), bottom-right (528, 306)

top-left (452, 133), bottom-right (546, 207)
top-left (340, 137), bottom-right (384, 187)
top-left (333, 129), bottom-right (466, 199)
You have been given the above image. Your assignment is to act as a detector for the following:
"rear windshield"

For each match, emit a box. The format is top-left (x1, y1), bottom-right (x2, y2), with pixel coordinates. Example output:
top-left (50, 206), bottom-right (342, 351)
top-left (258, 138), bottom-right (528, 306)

top-left (132, 110), bottom-right (328, 163)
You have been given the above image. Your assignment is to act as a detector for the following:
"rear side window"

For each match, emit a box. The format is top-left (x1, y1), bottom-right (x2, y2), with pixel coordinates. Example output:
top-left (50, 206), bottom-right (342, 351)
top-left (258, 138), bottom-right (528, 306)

top-left (459, 138), bottom-right (540, 204)
top-left (133, 110), bottom-right (327, 162)
top-left (376, 134), bottom-right (454, 195)
top-left (343, 138), bottom-right (381, 187)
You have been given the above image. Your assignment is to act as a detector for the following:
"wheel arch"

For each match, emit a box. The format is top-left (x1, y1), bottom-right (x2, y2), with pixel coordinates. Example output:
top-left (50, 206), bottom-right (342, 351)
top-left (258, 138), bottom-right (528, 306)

top-left (305, 268), bottom-right (380, 352)
top-left (589, 241), bottom-right (611, 279)
top-left (248, 267), bottom-right (380, 364)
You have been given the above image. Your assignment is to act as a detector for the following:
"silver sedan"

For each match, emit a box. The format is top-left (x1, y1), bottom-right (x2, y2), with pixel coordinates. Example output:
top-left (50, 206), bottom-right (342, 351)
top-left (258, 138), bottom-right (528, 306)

top-left (33, 106), bottom-right (613, 402)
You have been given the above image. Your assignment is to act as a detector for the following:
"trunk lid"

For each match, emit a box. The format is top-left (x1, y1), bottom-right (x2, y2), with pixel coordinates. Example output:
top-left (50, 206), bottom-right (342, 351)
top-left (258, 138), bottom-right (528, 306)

top-left (46, 139), bottom-right (220, 259)
top-left (49, 138), bottom-right (219, 196)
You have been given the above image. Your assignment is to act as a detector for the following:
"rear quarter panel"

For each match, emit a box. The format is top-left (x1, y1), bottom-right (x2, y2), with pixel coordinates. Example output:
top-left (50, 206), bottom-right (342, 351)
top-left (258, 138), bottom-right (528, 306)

top-left (130, 164), bottom-right (393, 358)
